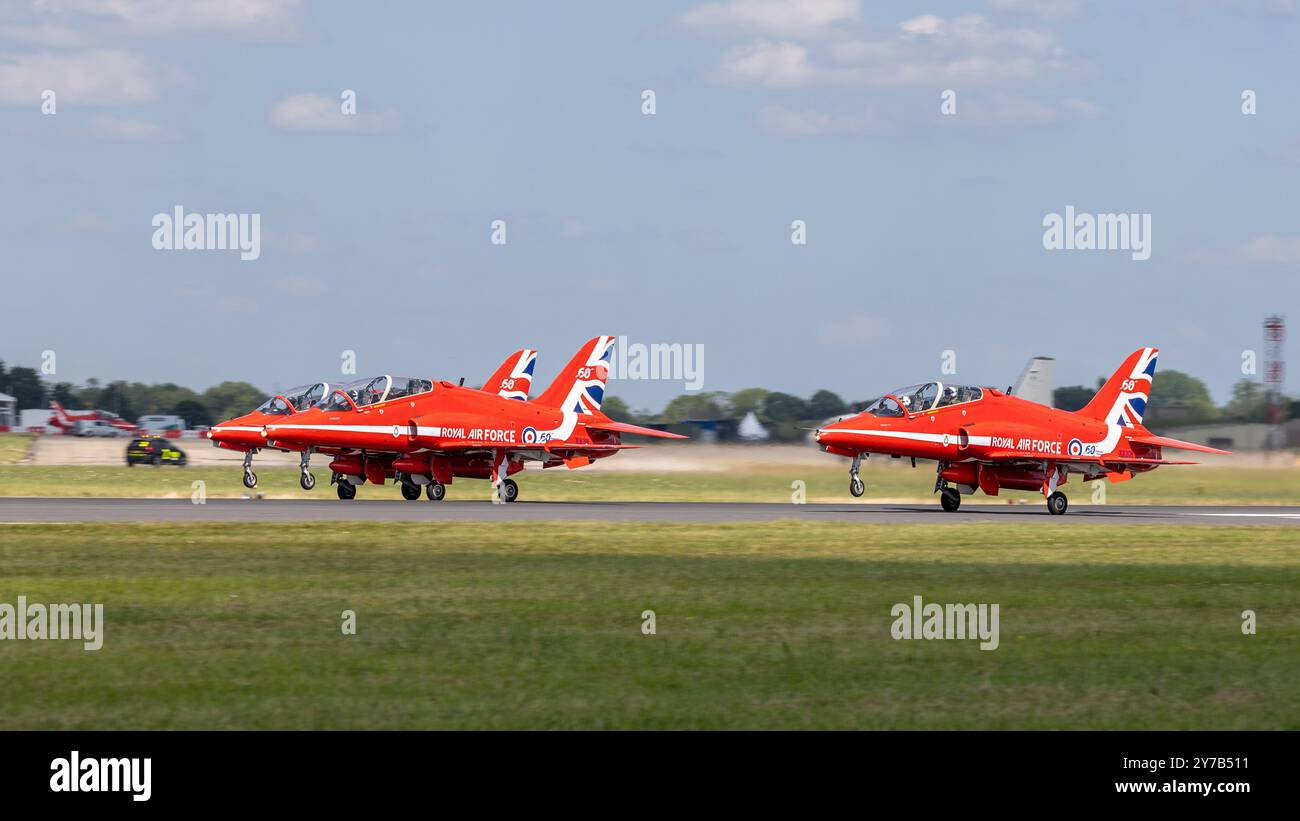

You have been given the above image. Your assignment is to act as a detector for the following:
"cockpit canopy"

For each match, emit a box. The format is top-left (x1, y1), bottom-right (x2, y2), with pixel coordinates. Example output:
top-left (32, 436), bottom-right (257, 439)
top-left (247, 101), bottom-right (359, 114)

top-left (254, 383), bottom-right (332, 415)
top-left (322, 375), bottom-right (433, 411)
top-left (862, 381), bottom-right (983, 417)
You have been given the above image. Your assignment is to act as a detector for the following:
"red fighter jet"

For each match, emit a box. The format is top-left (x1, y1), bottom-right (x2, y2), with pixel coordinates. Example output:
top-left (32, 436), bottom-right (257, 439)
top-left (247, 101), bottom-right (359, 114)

top-left (263, 336), bottom-right (685, 501)
top-left (207, 381), bottom-right (334, 489)
top-left (208, 348), bottom-right (538, 490)
top-left (815, 348), bottom-right (1230, 515)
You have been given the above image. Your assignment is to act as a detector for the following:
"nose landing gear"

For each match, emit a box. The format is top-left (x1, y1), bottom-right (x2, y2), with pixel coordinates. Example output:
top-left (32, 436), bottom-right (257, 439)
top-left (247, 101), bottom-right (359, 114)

top-left (935, 461), bottom-right (960, 512)
top-left (242, 451), bottom-right (257, 489)
top-left (298, 449), bottom-right (315, 491)
top-left (848, 454), bottom-right (865, 497)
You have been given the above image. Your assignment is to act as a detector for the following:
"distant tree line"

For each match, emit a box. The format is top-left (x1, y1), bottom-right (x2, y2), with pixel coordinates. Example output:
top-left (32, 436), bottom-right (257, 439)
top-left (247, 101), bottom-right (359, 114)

top-left (0, 360), bottom-right (263, 428)
top-left (1052, 369), bottom-right (1296, 427)
top-left (2, 357), bottom-right (1294, 435)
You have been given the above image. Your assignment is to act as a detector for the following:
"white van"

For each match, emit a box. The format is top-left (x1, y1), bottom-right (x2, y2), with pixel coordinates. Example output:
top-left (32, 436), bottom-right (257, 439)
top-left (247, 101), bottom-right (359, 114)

top-left (137, 414), bottom-right (186, 433)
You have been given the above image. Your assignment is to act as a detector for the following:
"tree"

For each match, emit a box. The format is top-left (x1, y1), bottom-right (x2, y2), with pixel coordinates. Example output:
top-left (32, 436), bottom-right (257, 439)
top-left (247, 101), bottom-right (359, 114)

top-left (97, 381), bottom-right (137, 421)
top-left (4, 367), bottom-right (46, 409)
top-left (172, 399), bottom-right (212, 428)
top-left (761, 392), bottom-right (809, 423)
top-left (601, 396), bottom-right (633, 423)
top-left (727, 388), bottom-right (769, 417)
top-left (49, 382), bottom-right (79, 406)
top-left (202, 381), bottom-right (266, 422)
top-left (1144, 370), bottom-right (1218, 426)
top-left (807, 389), bottom-right (848, 419)
top-left (1053, 385), bottom-right (1094, 412)
top-left (659, 392), bottom-right (727, 423)
top-left (1222, 380), bottom-right (1269, 423)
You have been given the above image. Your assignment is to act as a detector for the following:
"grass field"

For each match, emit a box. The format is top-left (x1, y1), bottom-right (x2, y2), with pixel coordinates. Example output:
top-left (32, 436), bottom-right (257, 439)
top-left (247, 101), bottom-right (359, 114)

top-left (0, 434), bottom-right (31, 465)
top-left (0, 460), bottom-right (1297, 505)
top-left (0, 521), bottom-right (1295, 729)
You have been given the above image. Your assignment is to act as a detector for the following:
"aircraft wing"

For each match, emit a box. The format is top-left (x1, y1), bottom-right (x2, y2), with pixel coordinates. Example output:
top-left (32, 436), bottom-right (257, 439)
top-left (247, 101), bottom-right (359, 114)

top-left (583, 420), bottom-right (688, 439)
top-left (1126, 434), bottom-right (1232, 455)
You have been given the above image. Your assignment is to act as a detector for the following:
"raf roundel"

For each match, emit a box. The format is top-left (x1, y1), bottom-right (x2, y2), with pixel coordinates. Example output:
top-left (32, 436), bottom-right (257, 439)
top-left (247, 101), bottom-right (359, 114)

top-left (1067, 438), bottom-right (1084, 457)
top-left (522, 426), bottom-right (538, 445)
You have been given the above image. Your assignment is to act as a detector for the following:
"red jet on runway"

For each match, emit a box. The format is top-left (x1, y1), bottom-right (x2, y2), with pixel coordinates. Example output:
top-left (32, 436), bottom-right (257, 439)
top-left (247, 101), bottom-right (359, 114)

top-left (815, 348), bottom-right (1230, 514)
top-left (208, 348), bottom-right (538, 490)
top-left (208, 381), bottom-right (334, 488)
top-left (261, 337), bottom-right (685, 501)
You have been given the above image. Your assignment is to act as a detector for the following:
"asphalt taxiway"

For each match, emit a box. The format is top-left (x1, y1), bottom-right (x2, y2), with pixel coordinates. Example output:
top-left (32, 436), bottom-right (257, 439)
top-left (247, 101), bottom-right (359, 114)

top-left (1, 498), bottom-right (1298, 525)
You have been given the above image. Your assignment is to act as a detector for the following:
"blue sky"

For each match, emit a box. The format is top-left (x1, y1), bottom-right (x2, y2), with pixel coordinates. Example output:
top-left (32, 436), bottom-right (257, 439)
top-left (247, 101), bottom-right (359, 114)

top-left (1, 0), bottom-right (1297, 410)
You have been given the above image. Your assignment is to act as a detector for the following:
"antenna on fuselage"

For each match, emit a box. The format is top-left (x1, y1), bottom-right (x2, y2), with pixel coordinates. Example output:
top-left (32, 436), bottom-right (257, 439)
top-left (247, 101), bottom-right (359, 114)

top-left (458, 377), bottom-right (465, 386)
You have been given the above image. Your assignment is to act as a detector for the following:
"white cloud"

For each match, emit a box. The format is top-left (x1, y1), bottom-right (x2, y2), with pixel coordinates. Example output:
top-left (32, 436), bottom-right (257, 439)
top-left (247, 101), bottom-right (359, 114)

top-left (947, 92), bottom-right (1102, 126)
top-left (710, 13), bottom-right (1080, 89)
top-left (0, 49), bottom-right (184, 105)
top-left (0, 23), bottom-right (87, 47)
top-left (282, 232), bottom-right (320, 254)
top-left (84, 113), bottom-right (178, 141)
top-left (1060, 97), bottom-right (1104, 119)
top-left (270, 93), bottom-right (401, 134)
top-left (817, 314), bottom-right (890, 345)
top-left (1237, 234), bottom-right (1300, 265)
top-left (272, 276), bottom-right (323, 296)
top-left (680, 0), bottom-right (860, 37)
top-left (714, 41), bottom-right (814, 87)
top-left (0, 0), bottom-right (304, 42)
top-left (900, 14), bottom-right (944, 35)
top-left (561, 219), bottom-right (586, 240)
top-left (988, 0), bottom-right (1083, 21)
top-left (756, 103), bottom-right (886, 137)
top-left (1184, 234), bottom-right (1300, 266)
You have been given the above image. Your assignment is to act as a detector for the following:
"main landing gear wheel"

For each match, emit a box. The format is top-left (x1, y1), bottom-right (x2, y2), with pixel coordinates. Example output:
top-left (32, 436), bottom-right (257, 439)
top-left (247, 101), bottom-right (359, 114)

top-left (849, 476), bottom-right (865, 497)
top-left (499, 478), bottom-right (519, 503)
top-left (243, 469), bottom-right (257, 489)
top-left (300, 471), bottom-right (316, 491)
top-left (1047, 491), bottom-right (1068, 516)
top-left (940, 488), bottom-right (961, 512)
top-left (426, 481), bottom-right (446, 501)
top-left (337, 481), bottom-right (356, 501)
top-left (400, 481), bottom-right (422, 501)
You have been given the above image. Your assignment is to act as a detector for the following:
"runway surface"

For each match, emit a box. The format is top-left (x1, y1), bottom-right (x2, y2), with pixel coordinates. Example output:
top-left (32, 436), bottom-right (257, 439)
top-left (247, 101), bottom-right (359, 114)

top-left (2, 497), bottom-right (1299, 525)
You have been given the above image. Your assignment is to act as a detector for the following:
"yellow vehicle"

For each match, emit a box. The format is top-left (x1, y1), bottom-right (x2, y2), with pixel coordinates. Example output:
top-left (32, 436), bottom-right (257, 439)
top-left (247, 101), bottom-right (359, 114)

top-left (126, 436), bottom-right (188, 467)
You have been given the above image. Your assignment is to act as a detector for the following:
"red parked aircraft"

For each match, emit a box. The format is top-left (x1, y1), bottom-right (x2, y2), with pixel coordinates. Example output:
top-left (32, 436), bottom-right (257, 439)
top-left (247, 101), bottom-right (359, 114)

top-left (48, 401), bottom-right (136, 435)
top-left (262, 336), bottom-right (685, 501)
top-left (208, 348), bottom-right (538, 490)
top-left (815, 348), bottom-right (1230, 515)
